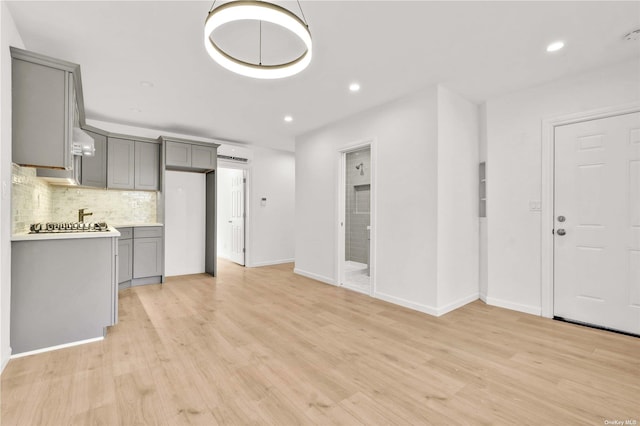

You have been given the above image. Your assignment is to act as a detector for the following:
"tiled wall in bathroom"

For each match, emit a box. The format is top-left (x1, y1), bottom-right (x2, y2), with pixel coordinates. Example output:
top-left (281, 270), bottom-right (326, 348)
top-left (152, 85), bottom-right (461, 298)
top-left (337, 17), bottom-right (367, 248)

top-left (345, 148), bottom-right (371, 264)
top-left (11, 164), bottom-right (158, 234)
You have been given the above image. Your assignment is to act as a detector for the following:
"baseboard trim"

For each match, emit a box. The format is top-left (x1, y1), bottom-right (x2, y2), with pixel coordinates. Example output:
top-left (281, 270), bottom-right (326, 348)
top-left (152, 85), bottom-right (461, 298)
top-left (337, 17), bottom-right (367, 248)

top-left (250, 258), bottom-right (294, 268)
top-left (293, 268), bottom-right (335, 286)
top-left (1, 347), bottom-right (12, 374)
top-left (10, 337), bottom-right (104, 359)
top-left (479, 292), bottom-right (487, 302)
top-left (437, 293), bottom-right (479, 316)
top-left (486, 297), bottom-right (541, 316)
top-left (373, 291), bottom-right (439, 316)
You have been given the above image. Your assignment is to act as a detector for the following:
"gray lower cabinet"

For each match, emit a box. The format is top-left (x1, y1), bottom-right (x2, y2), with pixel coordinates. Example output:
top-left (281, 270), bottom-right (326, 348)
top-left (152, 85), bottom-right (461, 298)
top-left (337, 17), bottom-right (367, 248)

top-left (117, 230), bottom-right (133, 290)
top-left (108, 138), bottom-right (160, 191)
top-left (81, 130), bottom-right (107, 188)
top-left (117, 226), bottom-right (163, 288)
top-left (11, 236), bottom-right (118, 355)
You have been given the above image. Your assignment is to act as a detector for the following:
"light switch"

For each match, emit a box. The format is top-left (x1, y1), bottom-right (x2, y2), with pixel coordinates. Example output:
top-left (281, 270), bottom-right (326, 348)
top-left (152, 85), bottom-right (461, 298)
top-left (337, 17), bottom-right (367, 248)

top-left (260, 197), bottom-right (267, 207)
top-left (529, 200), bottom-right (541, 211)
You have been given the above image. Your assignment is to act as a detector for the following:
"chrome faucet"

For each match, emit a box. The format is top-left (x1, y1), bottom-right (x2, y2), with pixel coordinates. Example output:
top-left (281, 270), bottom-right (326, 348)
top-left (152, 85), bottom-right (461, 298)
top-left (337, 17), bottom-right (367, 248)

top-left (78, 208), bottom-right (93, 222)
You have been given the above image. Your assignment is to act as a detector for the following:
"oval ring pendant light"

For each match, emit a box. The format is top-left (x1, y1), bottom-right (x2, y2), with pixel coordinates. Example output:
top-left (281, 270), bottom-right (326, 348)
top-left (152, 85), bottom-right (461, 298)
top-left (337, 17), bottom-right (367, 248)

top-left (204, 1), bottom-right (312, 79)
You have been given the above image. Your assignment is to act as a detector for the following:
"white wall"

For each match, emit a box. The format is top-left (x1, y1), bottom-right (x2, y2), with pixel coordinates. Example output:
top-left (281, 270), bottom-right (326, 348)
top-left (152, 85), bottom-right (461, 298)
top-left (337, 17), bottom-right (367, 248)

top-left (0, 1), bottom-right (24, 373)
top-left (478, 103), bottom-right (488, 301)
top-left (296, 87), bottom-right (441, 311)
top-left (249, 146), bottom-right (295, 267)
top-left (164, 171), bottom-right (205, 276)
top-left (485, 59), bottom-right (640, 315)
top-left (436, 86), bottom-right (479, 310)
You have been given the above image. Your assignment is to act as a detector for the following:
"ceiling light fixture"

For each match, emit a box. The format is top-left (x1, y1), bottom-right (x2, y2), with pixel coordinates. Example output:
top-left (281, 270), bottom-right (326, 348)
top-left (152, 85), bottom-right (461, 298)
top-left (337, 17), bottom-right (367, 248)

top-left (284, 115), bottom-right (293, 122)
top-left (140, 81), bottom-right (154, 88)
top-left (349, 82), bottom-right (361, 92)
top-left (546, 41), bottom-right (565, 52)
top-left (204, 1), bottom-right (312, 79)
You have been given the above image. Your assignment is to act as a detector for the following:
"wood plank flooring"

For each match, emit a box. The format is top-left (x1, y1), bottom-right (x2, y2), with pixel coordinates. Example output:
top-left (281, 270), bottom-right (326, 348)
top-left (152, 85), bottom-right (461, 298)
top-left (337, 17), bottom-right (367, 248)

top-left (2, 260), bottom-right (639, 425)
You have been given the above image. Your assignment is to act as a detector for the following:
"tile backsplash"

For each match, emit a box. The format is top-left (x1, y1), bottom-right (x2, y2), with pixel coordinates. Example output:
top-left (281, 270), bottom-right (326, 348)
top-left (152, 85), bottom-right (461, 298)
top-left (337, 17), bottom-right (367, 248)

top-left (12, 164), bottom-right (52, 233)
top-left (12, 164), bottom-right (157, 234)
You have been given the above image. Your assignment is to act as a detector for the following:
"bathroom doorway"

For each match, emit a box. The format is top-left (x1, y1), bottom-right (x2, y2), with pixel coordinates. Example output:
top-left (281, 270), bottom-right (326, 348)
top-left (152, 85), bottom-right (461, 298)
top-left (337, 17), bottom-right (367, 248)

top-left (338, 144), bottom-right (373, 295)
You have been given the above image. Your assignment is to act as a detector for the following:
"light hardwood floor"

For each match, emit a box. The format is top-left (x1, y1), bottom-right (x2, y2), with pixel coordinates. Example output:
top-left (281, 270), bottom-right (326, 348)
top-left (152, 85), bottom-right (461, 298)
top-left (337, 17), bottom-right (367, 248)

top-left (2, 260), bottom-right (639, 425)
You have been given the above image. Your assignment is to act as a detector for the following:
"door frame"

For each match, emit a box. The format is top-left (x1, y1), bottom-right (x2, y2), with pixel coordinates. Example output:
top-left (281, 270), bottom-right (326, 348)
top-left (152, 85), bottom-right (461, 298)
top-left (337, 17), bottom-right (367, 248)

top-left (336, 138), bottom-right (377, 296)
top-left (540, 102), bottom-right (640, 318)
top-left (218, 162), bottom-right (250, 266)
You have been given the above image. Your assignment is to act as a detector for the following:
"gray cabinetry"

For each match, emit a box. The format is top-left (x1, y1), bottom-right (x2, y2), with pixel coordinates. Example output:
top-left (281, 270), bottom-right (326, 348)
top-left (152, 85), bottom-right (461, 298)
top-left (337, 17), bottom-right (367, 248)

top-left (135, 141), bottom-right (160, 191)
top-left (81, 130), bottom-right (107, 188)
top-left (192, 144), bottom-right (217, 170)
top-left (11, 236), bottom-right (118, 355)
top-left (117, 226), bottom-right (163, 288)
top-left (107, 138), bottom-right (135, 189)
top-left (117, 228), bottom-right (133, 290)
top-left (163, 138), bottom-right (218, 172)
top-left (108, 138), bottom-right (160, 191)
top-left (11, 47), bottom-right (83, 170)
top-left (165, 141), bottom-right (191, 168)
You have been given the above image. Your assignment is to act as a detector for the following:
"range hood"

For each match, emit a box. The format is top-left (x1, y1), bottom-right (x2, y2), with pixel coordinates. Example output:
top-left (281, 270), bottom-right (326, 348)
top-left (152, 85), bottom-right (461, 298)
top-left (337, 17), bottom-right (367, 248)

top-left (36, 128), bottom-right (94, 185)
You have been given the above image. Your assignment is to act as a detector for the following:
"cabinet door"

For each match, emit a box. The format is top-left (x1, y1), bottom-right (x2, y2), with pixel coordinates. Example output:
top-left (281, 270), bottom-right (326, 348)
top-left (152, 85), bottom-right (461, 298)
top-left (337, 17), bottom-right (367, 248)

top-left (12, 58), bottom-right (70, 169)
top-left (81, 130), bottom-right (107, 188)
top-left (118, 238), bottom-right (133, 283)
top-left (107, 138), bottom-right (135, 189)
top-left (135, 141), bottom-right (160, 191)
top-left (192, 144), bottom-right (217, 170)
top-left (165, 141), bottom-right (191, 167)
top-left (133, 237), bottom-right (163, 278)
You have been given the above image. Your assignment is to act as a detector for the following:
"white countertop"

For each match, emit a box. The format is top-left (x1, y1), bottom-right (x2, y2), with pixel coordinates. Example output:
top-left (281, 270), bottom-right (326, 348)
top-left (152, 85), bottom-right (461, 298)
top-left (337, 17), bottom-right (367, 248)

top-left (12, 227), bottom-right (121, 241)
top-left (111, 223), bottom-right (164, 228)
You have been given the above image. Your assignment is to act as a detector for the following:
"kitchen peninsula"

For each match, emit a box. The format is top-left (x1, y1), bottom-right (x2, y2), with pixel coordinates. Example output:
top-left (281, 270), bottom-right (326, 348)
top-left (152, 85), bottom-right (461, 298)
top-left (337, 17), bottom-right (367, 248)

top-left (11, 228), bottom-right (120, 355)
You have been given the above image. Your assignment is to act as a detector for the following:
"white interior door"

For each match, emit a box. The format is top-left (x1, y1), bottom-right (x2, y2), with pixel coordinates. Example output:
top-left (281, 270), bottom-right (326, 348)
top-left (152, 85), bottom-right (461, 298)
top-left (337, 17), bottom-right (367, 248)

top-left (554, 111), bottom-right (640, 335)
top-left (229, 170), bottom-right (245, 265)
top-left (218, 168), bottom-right (245, 265)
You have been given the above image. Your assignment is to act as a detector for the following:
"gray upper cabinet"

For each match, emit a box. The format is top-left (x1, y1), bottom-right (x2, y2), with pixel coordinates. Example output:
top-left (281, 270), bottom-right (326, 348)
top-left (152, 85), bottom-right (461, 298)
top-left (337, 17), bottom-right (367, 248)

top-left (81, 130), bottom-right (107, 188)
top-left (165, 141), bottom-right (191, 168)
top-left (163, 137), bottom-right (219, 172)
top-left (107, 138), bottom-right (135, 190)
top-left (135, 141), bottom-right (160, 191)
top-left (108, 137), bottom-right (160, 191)
top-left (11, 48), bottom-right (83, 170)
top-left (192, 144), bottom-right (217, 170)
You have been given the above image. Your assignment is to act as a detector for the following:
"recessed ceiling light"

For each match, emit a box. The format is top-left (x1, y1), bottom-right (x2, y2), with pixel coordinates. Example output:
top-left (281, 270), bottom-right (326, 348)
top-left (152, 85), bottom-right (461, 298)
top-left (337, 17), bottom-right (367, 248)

top-left (546, 41), bottom-right (565, 52)
top-left (129, 107), bottom-right (142, 113)
top-left (140, 81), bottom-right (154, 88)
top-left (349, 82), bottom-right (361, 92)
top-left (284, 115), bottom-right (293, 122)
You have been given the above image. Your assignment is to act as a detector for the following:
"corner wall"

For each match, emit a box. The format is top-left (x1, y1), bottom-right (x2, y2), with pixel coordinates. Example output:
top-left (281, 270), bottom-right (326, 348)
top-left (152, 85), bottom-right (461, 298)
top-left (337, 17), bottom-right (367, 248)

top-left (295, 86), bottom-right (480, 315)
top-left (436, 86), bottom-right (480, 310)
top-left (485, 58), bottom-right (640, 315)
top-left (295, 87), bottom-right (440, 310)
top-left (1, 1), bottom-right (25, 373)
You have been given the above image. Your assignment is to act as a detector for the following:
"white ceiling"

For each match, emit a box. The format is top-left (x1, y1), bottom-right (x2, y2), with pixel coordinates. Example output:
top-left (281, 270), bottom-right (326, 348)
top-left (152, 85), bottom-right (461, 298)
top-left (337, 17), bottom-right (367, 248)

top-left (6, 1), bottom-right (640, 152)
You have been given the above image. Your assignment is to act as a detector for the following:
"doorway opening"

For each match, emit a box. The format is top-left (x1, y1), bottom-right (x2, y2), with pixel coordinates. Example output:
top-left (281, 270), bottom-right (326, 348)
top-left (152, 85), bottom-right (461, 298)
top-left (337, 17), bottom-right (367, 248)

top-left (217, 167), bottom-right (246, 266)
top-left (338, 144), bottom-right (374, 295)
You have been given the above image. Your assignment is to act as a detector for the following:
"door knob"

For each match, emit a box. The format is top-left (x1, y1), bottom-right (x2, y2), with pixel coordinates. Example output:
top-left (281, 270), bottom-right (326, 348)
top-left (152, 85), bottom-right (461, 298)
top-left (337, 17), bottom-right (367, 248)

top-left (557, 229), bottom-right (566, 236)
